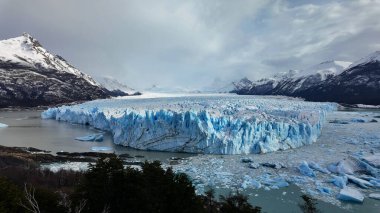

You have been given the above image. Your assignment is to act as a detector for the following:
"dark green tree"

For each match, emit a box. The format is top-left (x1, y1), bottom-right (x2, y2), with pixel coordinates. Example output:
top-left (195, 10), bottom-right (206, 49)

top-left (299, 195), bottom-right (319, 213)
top-left (73, 157), bottom-right (204, 213)
top-left (73, 155), bottom-right (126, 212)
top-left (0, 177), bottom-right (25, 213)
top-left (219, 192), bottom-right (261, 213)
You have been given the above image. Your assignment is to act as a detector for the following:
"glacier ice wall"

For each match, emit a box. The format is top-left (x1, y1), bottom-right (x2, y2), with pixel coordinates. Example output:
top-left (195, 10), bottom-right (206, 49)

top-left (41, 95), bottom-right (337, 154)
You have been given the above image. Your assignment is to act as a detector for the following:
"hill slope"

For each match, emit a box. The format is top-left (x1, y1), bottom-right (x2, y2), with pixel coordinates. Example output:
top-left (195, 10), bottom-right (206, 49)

top-left (0, 33), bottom-right (111, 107)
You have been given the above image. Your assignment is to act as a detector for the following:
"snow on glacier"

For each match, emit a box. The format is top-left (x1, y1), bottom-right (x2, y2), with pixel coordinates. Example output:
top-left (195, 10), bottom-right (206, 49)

top-left (42, 94), bottom-right (336, 154)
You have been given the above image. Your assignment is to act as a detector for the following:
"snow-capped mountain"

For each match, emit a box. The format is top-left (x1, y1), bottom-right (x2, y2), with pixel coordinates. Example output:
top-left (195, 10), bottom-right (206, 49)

top-left (272, 60), bottom-right (352, 94)
top-left (232, 52), bottom-right (380, 104)
top-left (94, 76), bottom-right (138, 95)
top-left (297, 51), bottom-right (380, 105)
top-left (0, 33), bottom-right (111, 107)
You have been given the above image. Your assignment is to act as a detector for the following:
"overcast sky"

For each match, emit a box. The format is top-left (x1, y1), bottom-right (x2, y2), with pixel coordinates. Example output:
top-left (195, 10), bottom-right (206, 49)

top-left (1, 0), bottom-right (380, 90)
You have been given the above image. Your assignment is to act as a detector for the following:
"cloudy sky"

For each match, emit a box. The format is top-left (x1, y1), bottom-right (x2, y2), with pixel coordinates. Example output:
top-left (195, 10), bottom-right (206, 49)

top-left (1, 0), bottom-right (380, 90)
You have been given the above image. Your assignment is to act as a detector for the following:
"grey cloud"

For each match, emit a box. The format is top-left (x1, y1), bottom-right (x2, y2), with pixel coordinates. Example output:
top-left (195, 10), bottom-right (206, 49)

top-left (0, 0), bottom-right (379, 89)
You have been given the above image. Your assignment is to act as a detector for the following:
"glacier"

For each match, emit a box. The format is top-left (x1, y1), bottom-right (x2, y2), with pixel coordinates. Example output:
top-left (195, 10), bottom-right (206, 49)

top-left (41, 94), bottom-right (337, 154)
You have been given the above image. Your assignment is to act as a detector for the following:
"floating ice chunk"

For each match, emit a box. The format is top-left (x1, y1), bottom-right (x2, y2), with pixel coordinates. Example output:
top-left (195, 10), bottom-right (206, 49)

top-left (91, 146), bottom-right (112, 151)
top-left (0, 123), bottom-right (8, 128)
top-left (369, 179), bottom-right (380, 187)
top-left (248, 163), bottom-right (260, 169)
top-left (241, 175), bottom-right (261, 189)
top-left (350, 118), bottom-right (366, 123)
top-left (346, 175), bottom-right (374, 189)
top-left (76, 134), bottom-right (104, 142)
top-left (330, 175), bottom-right (347, 189)
top-left (316, 186), bottom-right (331, 195)
top-left (336, 160), bottom-right (355, 175)
top-left (261, 175), bottom-right (289, 188)
top-left (327, 163), bottom-right (338, 174)
top-left (309, 162), bottom-right (330, 174)
top-left (298, 161), bottom-right (316, 177)
top-left (289, 175), bottom-right (309, 184)
top-left (362, 153), bottom-right (380, 168)
top-left (360, 175), bottom-right (380, 186)
top-left (369, 193), bottom-right (380, 200)
top-left (273, 179), bottom-right (289, 188)
top-left (337, 187), bottom-right (364, 203)
top-left (335, 156), bottom-right (378, 177)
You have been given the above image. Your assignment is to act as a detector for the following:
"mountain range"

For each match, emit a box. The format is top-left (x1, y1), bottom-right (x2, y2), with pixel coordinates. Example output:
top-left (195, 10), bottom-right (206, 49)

top-left (1, 33), bottom-right (379, 107)
top-left (232, 52), bottom-right (380, 105)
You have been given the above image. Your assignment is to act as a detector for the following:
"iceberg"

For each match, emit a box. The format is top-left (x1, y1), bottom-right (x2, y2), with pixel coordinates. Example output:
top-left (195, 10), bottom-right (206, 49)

top-left (337, 187), bottom-right (364, 203)
top-left (330, 175), bottom-right (347, 189)
top-left (75, 134), bottom-right (104, 142)
top-left (369, 193), bottom-right (380, 200)
top-left (41, 95), bottom-right (336, 154)
top-left (0, 123), bottom-right (8, 128)
top-left (346, 175), bottom-right (374, 189)
top-left (316, 186), bottom-right (331, 195)
top-left (309, 162), bottom-right (330, 174)
top-left (298, 161), bottom-right (316, 177)
top-left (362, 153), bottom-right (380, 168)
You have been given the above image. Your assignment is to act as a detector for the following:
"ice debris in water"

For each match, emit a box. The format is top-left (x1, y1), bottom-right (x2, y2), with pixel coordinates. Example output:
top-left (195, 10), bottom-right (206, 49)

top-left (337, 187), bottom-right (364, 203)
top-left (346, 175), bottom-right (374, 189)
top-left (309, 162), bottom-right (330, 174)
top-left (330, 175), bottom-right (347, 189)
top-left (316, 186), bottom-right (331, 195)
top-left (369, 193), bottom-right (380, 200)
top-left (0, 123), bottom-right (8, 128)
top-left (362, 153), bottom-right (380, 168)
top-left (91, 146), bottom-right (112, 151)
top-left (41, 95), bottom-right (337, 154)
top-left (75, 134), bottom-right (104, 142)
top-left (298, 161), bottom-right (316, 177)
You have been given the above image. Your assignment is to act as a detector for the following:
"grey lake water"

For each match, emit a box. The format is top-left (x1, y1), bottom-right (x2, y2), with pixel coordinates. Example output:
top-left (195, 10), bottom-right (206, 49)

top-left (0, 110), bottom-right (194, 162)
top-left (1, 109), bottom-right (379, 213)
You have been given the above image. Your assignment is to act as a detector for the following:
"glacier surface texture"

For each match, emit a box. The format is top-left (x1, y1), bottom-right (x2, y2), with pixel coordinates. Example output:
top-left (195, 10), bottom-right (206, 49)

top-left (42, 95), bottom-right (337, 154)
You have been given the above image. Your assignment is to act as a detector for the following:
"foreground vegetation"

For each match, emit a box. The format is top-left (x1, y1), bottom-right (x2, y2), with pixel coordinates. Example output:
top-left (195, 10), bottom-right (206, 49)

top-left (0, 146), bottom-right (318, 213)
top-left (0, 154), bottom-right (263, 213)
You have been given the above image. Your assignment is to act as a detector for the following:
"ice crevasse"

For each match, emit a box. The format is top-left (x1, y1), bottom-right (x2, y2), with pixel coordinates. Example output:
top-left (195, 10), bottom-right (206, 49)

top-left (41, 95), bottom-right (337, 154)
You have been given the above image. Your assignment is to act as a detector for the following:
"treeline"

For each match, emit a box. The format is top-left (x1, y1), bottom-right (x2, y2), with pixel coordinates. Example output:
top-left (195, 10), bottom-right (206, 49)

top-left (0, 156), bottom-right (262, 213)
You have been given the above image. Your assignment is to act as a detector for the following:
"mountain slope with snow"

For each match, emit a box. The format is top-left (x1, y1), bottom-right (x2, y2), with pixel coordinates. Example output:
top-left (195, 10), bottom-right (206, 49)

top-left (94, 76), bottom-right (138, 95)
top-left (297, 52), bottom-right (380, 104)
top-left (232, 52), bottom-right (380, 104)
top-left (0, 33), bottom-right (111, 107)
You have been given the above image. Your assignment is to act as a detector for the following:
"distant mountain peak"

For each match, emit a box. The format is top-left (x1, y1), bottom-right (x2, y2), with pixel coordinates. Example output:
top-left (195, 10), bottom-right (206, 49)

top-left (350, 51), bottom-right (380, 68)
top-left (0, 33), bottom-right (99, 86)
top-left (94, 76), bottom-right (136, 95)
top-left (0, 34), bottom-right (112, 107)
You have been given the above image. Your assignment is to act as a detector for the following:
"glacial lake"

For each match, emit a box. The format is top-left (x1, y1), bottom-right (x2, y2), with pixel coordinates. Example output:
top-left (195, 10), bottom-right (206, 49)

top-left (0, 110), bottom-right (194, 162)
top-left (1, 109), bottom-right (380, 213)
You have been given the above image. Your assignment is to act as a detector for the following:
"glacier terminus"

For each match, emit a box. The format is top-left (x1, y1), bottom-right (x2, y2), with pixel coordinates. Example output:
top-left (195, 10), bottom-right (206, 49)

top-left (42, 94), bottom-right (337, 154)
